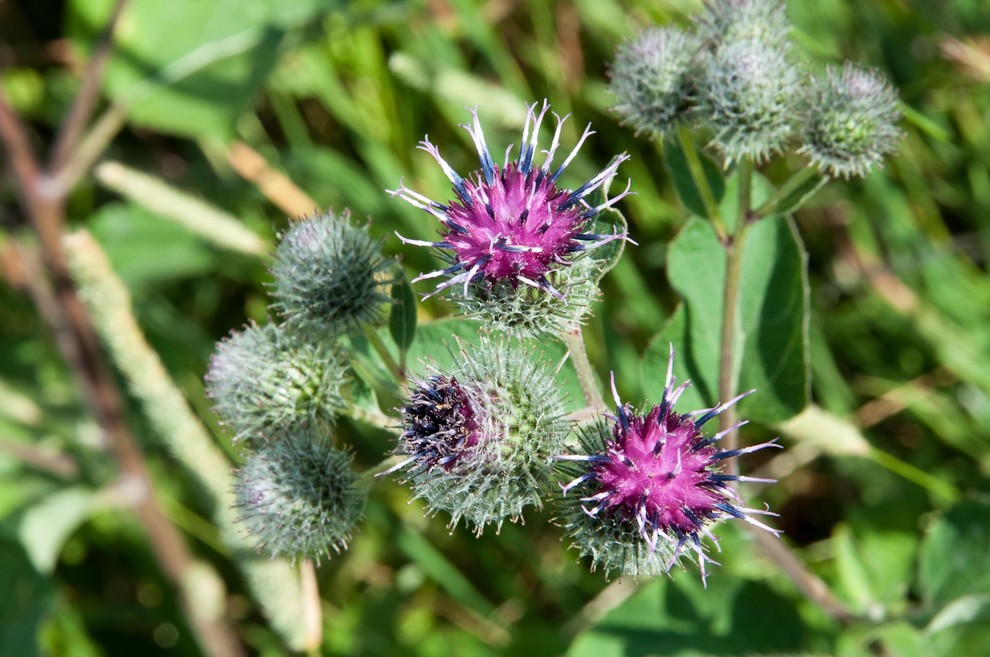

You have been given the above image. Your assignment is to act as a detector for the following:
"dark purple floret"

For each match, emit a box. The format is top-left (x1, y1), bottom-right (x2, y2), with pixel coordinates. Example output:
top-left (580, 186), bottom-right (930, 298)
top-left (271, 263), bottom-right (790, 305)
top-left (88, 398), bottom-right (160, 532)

top-left (389, 375), bottom-right (479, 475)
top-left (559, 346), bottom-right (781, 582)
top-left (389, 101), bottom-right (632, 299)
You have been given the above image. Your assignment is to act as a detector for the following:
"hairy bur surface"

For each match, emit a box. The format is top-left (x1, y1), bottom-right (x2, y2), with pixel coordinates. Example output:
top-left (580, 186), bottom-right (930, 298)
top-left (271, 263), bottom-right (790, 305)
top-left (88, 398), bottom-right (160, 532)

top-left (234, 432), bottom-right (366, 563)
top-left (206, 321), bottom-right (348, 443)
top-left (271, 210), bottom-right (393, 336)
top-left (385, 338), bottom-right (572, 534)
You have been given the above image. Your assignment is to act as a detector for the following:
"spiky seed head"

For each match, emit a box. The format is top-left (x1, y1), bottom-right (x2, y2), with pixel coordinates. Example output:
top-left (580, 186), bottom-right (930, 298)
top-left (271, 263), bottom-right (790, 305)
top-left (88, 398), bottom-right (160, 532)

top-left (389, 100), bottom-right (632, 338)
top-left (206, 321), bottom-right (348, 443)
top-left (609, 27), bottom-right (699, 139)
top-left (233, 431), bottom-right (365, 563)
top-left (799, 63), bottom-right (902, 179)
top-left (696, 0), bottom-right (792, 47)
top-left (386, 337), bottom-right (572, 534)
top-left (700, 38), bottom-right (803, 163)
top-left (557, 348), bottom-right (781, 583)
top-left (271, 210), bottom-right (393, 336)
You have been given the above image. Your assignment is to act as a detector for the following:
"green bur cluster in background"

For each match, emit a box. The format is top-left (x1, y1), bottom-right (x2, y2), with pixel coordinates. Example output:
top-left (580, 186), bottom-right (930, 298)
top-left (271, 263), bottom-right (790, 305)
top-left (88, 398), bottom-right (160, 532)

top-left (1, 0), bottom-right (990, 656)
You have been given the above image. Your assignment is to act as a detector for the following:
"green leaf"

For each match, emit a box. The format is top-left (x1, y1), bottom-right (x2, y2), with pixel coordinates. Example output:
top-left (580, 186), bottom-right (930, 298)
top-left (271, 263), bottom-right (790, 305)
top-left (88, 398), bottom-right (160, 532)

top-left (88, 202), bottom-right (220, 292)
top-left (919, 501), bottom-right (990, 607)
top-left (17, 487), bottom-right (98, 574)
top-left (926, 594), bottom-right (990, 657)
top-left (833, 521), bottom-right (917, 614)
top-left (0, 538), bottom-right (55, 657)
top-left (657, 184), bottom-right (810, 421)
top-left (568, 576), bottom-right (805, 657)
top-left (67, 0), bottom-right (340, 138)
top-left (664, 140), bottom-right (726, 219)
top-left (389, 273), bottom-right (418, 356)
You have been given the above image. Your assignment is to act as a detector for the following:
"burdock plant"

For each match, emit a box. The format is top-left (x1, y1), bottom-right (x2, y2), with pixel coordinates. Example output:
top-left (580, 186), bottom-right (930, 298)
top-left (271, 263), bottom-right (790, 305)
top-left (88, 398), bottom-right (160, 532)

top-left (389, 100), bottom-right (632, 336)
top-left (202, 0), bottom-right (901, 612)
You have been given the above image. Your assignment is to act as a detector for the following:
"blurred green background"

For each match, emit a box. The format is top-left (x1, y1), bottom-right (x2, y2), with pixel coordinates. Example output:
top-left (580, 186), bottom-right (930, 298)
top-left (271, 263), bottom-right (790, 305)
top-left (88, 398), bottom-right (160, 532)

top-left (2, 0), bottom-right (990, 655)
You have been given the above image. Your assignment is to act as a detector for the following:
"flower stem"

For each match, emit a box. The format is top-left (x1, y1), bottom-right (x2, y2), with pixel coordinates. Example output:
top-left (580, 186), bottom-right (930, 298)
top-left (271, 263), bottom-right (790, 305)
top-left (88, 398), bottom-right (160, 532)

top-left (299, 559), bottom-right (323, 651)
top-left (675, 124), bottom-right (728, 242)
top-left (753, 166), bottom-right (826, 218)
top-left (562, 328), bottom-right (606, 412)
top-left (718, 158), bottom-right (753, 476)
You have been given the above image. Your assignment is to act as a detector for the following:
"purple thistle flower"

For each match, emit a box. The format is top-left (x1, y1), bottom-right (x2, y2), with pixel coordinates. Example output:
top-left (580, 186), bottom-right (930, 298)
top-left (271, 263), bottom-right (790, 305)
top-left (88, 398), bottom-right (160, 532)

top-left (389, 375), bottom-right (479, 475)
top-left (389, 100), bottom-right (632, 300)
top-left (382, 337), bottom-right (572, 534)
top-left (558, 346), bottom-right (781, 582)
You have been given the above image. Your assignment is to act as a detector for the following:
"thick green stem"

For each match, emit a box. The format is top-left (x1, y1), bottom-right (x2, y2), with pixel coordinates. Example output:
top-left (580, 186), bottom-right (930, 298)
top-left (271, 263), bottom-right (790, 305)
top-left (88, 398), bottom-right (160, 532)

top-left (562, 328), bottom-right (606, 412)
top-left (675, 124), bottom-right (728, 242)
top-left (718, 158), bottom-right (753, 476)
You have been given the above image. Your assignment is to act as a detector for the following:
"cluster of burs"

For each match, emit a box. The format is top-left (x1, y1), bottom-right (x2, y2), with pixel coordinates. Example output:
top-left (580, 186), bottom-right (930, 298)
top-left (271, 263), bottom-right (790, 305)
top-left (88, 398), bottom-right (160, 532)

top-left (206, 211), bottom-right (393, 562)
top-left (611, 0), bottom-right (900, 175)
top-left (204, 0), bottom-right (901, 573)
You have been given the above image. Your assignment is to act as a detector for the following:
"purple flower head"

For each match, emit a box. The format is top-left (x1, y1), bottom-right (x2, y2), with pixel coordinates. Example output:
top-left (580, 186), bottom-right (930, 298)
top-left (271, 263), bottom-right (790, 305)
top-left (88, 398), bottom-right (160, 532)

top-left (383, 338), bottom-right (572, 534)
top-left (558, 346), bottom-right (781, 582)
top-left (389, 100), bottom-right (632, 301)
top-left (392, 375), bottom-right (479, 474)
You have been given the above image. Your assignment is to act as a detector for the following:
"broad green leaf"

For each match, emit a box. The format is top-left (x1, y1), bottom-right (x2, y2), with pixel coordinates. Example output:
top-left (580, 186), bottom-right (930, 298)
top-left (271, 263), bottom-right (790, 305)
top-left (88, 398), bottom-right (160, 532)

top-left (568, 576), bottom-right (805, 657)
top-left (658, 186), bottom-right (810, 421)
top-left (833, 522), bottom-right (917, 614)
top-left (664, 140), bottom-right (726, 220)
top-left (389, 274), bottom-right (418, 356)
top-left (88, 202), bottom-right (219, 292)
top-left (17, 487), bottom-right (98, 574)
top-left (67, 0), bottom-right (340, 138)
top-left (643, 307), bottom-right (707, 413)
top-left (0, 539), bottom-right (55, 657)
top-left (926, 594), bottom-right (990, 657)
top-left (919, 501), bottom-right (990, 607)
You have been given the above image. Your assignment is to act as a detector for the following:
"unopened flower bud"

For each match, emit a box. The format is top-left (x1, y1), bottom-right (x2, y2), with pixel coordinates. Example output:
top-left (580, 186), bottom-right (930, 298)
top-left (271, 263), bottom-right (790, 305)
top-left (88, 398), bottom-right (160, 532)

top-left (206, 321), bottom-right (348, 443)
top-left (701, 38), bottom-right (802, 162)
top-left (697, 0), bottom-right (791, 47)
top-left (385, 337), bottom-right (572, 534)
top-left (233, 431), bottom-right (365, 563)
top-left (272, 210), bottom-right (393, 336)
top-left (800, 63), bottom-right (902, 179)
top-left (609, 27), bottom-right (699, 139)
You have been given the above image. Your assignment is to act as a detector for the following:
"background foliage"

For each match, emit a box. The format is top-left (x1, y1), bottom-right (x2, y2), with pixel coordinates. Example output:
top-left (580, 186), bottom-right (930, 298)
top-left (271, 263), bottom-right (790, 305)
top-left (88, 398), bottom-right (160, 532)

top-left (2, 0), bottom-right (990, 655)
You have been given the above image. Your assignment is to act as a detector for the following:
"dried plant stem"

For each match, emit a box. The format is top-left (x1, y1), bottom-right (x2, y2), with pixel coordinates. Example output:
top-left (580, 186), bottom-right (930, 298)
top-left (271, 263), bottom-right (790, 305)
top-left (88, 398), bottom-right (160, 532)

top-left (63, 230), bottom-right (318, 651)
top-left (95, 160), bottom-right (268, 257)
top-left (48, 0), bottom-right (130, 173)
top-left (299, 560), bottom-right (324, 650)
top-left (562, 328), bottom-right (605, 412)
